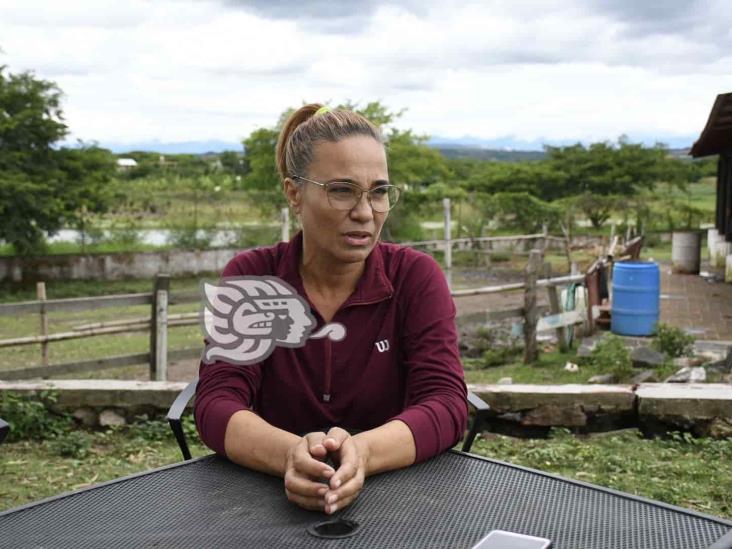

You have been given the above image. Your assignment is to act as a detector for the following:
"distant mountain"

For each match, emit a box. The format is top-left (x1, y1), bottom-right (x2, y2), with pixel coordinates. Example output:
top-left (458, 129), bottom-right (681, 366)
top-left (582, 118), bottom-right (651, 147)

top-left (71, 139), bottom-right (244, 154)
top-left (65, 133), bottom-right (697, 157)
top-left (435, 146), bottom-right (546, 162)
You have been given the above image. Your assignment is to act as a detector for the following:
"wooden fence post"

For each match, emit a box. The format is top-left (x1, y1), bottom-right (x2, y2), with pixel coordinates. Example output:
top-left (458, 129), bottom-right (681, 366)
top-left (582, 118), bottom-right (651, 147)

top-left (281, 207), bottom-right (289, 242)
top-left (523, 250), bottom-right (541, 364)
top-left (37, 281), bottom-right (49, 366)
top-left (150, 273), bottom-right (170, 381)
top-left (540, 223), bottom-right (548, 254)
top-left (443, 197), bottom-right (452, 289)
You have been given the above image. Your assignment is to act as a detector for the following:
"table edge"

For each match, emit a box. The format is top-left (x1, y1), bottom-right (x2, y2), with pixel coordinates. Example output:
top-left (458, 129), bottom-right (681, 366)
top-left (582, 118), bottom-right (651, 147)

top-left (3, 448), bottom-right (731, 536)
top-left (450, 449), bottom-right (732, 529)
top-left (0, 453), bottom-right (218, 518)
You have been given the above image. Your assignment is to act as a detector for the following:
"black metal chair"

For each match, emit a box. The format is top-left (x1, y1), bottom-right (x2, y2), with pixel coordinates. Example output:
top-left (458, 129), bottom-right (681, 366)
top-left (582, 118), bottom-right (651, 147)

top-left (167, 379), bottom-right (491, 460)
top-left (0, 417), bottom-right (9, 445)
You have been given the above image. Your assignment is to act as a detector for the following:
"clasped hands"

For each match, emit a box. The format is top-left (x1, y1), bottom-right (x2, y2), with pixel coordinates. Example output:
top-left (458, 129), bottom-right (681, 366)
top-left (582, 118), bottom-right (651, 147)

top-left (284, 426), bottom-right (369, 515)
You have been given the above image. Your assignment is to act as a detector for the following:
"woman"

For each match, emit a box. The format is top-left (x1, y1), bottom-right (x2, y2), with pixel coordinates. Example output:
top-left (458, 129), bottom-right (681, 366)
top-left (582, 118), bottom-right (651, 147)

top-left (195, 104), bottom-right (467, 515)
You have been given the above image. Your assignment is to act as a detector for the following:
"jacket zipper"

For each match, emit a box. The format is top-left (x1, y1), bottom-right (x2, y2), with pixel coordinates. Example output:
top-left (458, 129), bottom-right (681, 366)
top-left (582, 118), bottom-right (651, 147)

top-left (322, 337), bottom-right (332, 402)
top-left (321, 295), bottom-right (392, 403)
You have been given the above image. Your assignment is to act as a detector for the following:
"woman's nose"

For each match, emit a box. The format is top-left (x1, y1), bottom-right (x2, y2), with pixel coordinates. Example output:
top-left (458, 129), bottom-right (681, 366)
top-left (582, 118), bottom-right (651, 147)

top-left (349, 191), bottom-right (374, 220)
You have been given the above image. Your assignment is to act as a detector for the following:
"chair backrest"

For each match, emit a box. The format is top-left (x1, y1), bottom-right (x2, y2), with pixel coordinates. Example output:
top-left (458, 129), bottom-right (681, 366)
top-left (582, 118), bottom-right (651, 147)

top-left (0, 418), bottom-right (9, 445)
top-left (166, 378), bottom-right (490, 460)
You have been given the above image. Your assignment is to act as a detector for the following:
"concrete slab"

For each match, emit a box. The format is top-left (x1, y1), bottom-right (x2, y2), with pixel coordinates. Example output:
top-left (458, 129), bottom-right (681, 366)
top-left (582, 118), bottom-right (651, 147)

top-left (0, 380), bottom-right (189, 411)
top-left (636, 383), bottom-right (732, 419)
top-left (468, 383), bottom-right (636, 414)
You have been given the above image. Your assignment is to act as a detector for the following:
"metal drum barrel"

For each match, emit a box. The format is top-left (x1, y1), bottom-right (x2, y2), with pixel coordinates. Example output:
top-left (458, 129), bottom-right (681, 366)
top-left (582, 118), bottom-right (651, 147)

top-left (671, 230), bottom-right (702, 274)
top-left (611, 261), bottom-right (660, 336)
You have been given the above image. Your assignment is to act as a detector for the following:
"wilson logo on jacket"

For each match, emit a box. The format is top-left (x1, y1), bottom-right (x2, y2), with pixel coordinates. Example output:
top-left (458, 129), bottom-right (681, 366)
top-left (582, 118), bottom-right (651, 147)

top-left (375, 339), bottom-right (390, 353)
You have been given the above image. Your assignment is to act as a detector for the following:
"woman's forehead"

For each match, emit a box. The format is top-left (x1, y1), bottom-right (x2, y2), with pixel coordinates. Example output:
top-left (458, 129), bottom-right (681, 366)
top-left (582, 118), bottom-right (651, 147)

top-left (309, 136), bottom-right (388, 178)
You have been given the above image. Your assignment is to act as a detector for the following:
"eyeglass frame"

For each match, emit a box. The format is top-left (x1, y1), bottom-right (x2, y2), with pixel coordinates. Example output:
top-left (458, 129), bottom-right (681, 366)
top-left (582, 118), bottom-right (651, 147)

top-left (290, 175), bottom-right (402, 213)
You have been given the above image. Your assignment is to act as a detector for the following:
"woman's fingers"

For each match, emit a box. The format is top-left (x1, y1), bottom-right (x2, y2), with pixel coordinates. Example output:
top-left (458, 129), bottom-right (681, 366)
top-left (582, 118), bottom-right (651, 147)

top-left (284, 470), bottom-right (329, 498)
top-left (284, 487), bottom-right (326, 511)
top-left (304, 432), bottom-right (328, 460)
top-left (328, 437), bottom-right (360, 489)
top-left (322, 427), bottom-right (350, 453)
top-left (290, 435), bottom-right (334, 478)
top-left (285, 430), bottom-right (367, 514)
top-left (324, 466), bottom-right (365, 514)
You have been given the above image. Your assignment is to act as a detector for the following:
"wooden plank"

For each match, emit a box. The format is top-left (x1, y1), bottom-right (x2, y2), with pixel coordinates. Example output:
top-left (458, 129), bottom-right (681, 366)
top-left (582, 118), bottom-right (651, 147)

top-left (0, 347), bottom-right (201, 380)
top-left (73, 312), bottom-right (198, 331)
top-left (537, 310), bottom-right (584, 332)
top-left (0, 293), bottom-right (152, 315)
top-left (0, 352), bottom-right (150, 380)
top-left (537, 274), bottom-right (585, 287)
top-left (0, 324), bottom-right (153, 347)
top-left (168, 291), bottom-right (200, 305)
top-left (168, 347), bottom-right (203, 361)
top-left (451, 282), bottom-right (525, 297)
top-left (544, 263), bottom-right (568, 352)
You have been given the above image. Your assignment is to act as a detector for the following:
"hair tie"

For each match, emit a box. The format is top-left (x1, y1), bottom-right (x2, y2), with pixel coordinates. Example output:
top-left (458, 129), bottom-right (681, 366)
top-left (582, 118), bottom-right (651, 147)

top-left (314, 105), bottom-right (331, 116)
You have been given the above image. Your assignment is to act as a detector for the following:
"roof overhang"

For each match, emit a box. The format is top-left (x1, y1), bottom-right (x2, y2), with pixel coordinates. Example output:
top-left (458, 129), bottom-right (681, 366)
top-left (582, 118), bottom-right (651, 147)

top-left (690, 92), bottom-right (732, 157)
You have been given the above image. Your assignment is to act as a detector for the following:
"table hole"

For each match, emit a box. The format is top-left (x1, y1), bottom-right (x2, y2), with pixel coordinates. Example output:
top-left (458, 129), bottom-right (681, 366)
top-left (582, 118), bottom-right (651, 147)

top-left (307, 518), bottom-right (360, 539)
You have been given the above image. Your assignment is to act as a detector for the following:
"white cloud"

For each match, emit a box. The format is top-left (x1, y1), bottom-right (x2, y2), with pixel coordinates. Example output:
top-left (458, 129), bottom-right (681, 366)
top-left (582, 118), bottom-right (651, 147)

top-left (1, 0), bottom-right (731, 146)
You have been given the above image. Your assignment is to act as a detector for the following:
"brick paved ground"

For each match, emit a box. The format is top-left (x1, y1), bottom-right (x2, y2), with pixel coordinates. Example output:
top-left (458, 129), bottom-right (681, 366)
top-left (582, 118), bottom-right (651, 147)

top-left (658, 262), bottom-right (732, 341)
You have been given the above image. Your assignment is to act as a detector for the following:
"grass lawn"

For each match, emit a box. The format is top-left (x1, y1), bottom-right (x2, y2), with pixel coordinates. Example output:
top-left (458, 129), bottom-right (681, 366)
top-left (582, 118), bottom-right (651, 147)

top-left (2, 422), bottom-right (729, 520)
top-left (471, 429), bottom-right (732, 520)
top-left (0, 423), bottom-right (209, 512)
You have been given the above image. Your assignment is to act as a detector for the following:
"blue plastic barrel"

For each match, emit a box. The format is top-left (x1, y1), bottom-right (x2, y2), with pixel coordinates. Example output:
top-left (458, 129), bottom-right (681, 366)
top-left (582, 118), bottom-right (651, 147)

top-left (611, 261), bottom-right (660, 336)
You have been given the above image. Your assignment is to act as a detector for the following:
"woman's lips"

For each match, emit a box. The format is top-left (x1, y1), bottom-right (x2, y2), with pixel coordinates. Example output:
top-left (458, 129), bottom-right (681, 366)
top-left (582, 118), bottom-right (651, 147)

top-left (343, 232), bottom-right (372, 246)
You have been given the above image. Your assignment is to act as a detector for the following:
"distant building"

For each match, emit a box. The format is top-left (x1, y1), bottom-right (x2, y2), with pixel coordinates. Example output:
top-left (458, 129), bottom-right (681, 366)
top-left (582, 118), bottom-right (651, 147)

top-left (116, 158), bottom-right (138, 171)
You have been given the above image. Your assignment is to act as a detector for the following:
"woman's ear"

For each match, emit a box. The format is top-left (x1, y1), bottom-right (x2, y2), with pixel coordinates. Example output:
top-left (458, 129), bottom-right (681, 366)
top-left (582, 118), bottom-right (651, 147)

top-left (283, 178), bottom-right (302, 213)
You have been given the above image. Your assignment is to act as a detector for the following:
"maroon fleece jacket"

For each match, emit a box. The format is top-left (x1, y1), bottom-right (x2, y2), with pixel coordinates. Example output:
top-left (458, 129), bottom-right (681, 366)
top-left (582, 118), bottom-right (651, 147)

top-left (194, 231), bottom-right (468, 463)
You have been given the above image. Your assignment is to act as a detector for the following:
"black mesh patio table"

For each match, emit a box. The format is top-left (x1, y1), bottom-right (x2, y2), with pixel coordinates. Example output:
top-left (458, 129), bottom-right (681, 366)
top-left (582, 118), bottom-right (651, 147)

top-left (1, 450), bottom-right (731, 549)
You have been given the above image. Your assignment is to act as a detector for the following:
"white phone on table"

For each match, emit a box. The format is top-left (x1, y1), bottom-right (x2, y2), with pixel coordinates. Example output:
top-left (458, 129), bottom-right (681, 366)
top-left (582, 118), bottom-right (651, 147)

top-left (471, 529), bottom-right (553, 549)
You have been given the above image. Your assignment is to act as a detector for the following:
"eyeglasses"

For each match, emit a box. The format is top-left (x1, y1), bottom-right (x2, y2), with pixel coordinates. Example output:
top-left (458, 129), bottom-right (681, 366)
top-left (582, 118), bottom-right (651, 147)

top-left (292, 176), bottom-right (401, 213)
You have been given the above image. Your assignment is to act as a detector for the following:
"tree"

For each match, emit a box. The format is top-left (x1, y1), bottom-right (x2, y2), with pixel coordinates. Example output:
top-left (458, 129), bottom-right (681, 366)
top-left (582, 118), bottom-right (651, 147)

top-left (0, 66), bottom-right (115, 254)
top-left (240, 101), bottom-right (454, 238)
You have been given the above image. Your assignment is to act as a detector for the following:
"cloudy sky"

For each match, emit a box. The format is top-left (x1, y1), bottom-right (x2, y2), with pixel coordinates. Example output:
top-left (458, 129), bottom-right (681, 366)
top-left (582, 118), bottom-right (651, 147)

top-left (1, 0), bottom-right (731, 151)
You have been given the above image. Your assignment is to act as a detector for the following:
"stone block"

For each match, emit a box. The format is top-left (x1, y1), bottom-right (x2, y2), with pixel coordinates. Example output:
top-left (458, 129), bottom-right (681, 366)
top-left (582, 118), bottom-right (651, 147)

top-left (468, 384), bottom-right (636, 415)
top-left (522, 404), bottom-right (587, 427)
top-left (72, 407), bottom-right (97, 428)
top-left (99, 409), bottom-right (126, 427)
top-left (708, 417), bottom-right (732, 438)
top-left (630, 347), bottom-right (666, 368)
top-left (0, 380), bottom-right (190, 413)
top-left (588, 374), bottom-right (616, 384)
top-left (630, 370), bottom-right (658, 384)
top-left (637, 383), bottom-right (732, 421)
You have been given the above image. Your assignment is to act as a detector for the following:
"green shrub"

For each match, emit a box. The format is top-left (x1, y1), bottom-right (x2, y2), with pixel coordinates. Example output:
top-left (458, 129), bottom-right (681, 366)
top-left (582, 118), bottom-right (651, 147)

top-left (488, 251), bottom-right (512, 263)
top-left (470, 326), bottom-right (523, 368)
top-left (130, 413), bottom-right (198, 444)
top-left (653, 323), bottom-right (694, 358)
top-left (0, 391), bottom-right (73, 442)
top-left (586, 334), bottom-right (633, 381)
top-left (48, 430), bottom-right (92, 459)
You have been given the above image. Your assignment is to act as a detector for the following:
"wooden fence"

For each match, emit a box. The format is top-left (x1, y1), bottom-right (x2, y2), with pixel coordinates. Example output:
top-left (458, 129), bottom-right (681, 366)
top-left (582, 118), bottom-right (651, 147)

top-left (0, 271), bottom-right (586, 381)
top-left (0, 275), bottom-right (201, 381)
top-left (0, 223), bottom-right (589, 380)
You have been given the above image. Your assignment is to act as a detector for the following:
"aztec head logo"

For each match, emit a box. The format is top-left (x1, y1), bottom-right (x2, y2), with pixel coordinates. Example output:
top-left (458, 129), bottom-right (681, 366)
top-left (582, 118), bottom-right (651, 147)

top-left (200, 276), bottom-right (345, 365)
